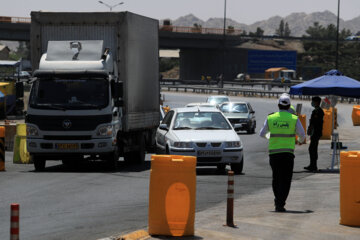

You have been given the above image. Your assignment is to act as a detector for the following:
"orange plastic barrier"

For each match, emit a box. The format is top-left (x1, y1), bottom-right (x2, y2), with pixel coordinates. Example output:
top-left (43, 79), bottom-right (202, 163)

top-left (148, 155), bottom-right (196, 237)
top-left (351, 105), bottom-right (360, 126)
top-left (321, 108), bottom-right (333, 140)
top-left (340, 151), bottom-right (360, 226)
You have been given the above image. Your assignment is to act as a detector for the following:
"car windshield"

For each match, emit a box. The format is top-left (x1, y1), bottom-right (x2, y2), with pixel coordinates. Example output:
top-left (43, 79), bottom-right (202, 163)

top-left (29, 78), bottom-right (109, 110)
top-left (206, 97), bottom-right (229, 105)
top-left (173, 112), bottom-right (231, 130)
top-left (220, 103), bottom-right (248, 113)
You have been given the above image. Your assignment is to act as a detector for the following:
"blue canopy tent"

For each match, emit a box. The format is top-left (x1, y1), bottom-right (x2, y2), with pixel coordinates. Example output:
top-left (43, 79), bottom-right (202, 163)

top-left (290, 70), bottom-right (360, 170)
top-left (290, 70), bottom-right (360, 98)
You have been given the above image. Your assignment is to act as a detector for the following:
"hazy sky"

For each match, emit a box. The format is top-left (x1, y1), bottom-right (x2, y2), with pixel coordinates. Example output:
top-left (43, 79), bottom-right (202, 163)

top-left (3, 0), bottom-right (360, 25)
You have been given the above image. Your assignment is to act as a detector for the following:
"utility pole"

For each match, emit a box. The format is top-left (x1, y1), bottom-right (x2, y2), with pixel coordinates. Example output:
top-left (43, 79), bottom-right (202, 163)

top-left (221, 0), bottom-right (227, 88)
top-left (335, 0), bottom-right (340, 70)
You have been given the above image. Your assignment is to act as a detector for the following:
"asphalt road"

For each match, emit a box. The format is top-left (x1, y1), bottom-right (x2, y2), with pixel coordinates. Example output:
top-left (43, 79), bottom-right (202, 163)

top-left (0, 92), bottom-right (354, 240)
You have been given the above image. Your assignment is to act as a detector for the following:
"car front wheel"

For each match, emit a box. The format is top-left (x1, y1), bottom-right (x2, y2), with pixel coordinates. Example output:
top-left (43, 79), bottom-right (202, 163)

top-left (33, 155), bottom-right (46, 172)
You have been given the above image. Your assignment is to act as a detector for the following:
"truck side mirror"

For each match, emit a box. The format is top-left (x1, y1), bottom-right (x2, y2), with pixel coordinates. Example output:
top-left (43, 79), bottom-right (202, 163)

top-left (111, 80), bottom-right (123, 99)
top-left (115, 99), bottom-right (124, 107)
top-left (16, 82), bottom-right (24, 98)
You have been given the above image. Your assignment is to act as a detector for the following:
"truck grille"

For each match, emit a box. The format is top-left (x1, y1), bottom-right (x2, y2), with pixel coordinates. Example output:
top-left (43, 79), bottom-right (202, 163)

top-left (197, 157), bottom-right (222, 162)
top-left (26, 114), bottom-right (112, 131)
top-left (44, 135), bottom-right (92, 140)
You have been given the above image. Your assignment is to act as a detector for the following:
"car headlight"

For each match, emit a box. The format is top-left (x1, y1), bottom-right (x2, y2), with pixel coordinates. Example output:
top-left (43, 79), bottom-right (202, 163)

top-left (26, 125), bottom-right (39, 136)
top-left (173, 142), bottom-right (192, 148)
top-left (225, 141), bottom-right (241, 148)
top-left (97, 125), bottom-right (113, 136)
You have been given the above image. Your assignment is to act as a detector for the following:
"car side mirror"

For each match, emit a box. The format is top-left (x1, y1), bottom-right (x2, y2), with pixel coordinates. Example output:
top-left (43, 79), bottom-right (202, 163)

top-left (234, 123), bottom-right (242, 131)
top-left (250, 111), bottom-right (255, 114)
top-left (159, 123), bottom-right (169, 131)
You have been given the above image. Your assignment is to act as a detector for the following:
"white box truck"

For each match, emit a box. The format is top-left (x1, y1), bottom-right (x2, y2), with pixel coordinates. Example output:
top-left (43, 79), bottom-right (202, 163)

top-left (27, 11), bottom-right (159, 171)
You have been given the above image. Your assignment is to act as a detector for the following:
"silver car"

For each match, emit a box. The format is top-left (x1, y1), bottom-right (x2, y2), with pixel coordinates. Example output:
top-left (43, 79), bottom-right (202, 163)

top-left (219, 102), bottom-right (256, 134)
top-left (156, 107), bottom-right (244, 173)
top-left (206, 95), bottom-right (230, 106)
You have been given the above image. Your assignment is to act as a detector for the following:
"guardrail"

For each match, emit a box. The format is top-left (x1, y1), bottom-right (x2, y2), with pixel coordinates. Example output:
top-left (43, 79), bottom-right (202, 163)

top-left (0, 16), bottom-right (31, 23)
top-left (160, 84), bottom-right (360, 104)
top-left (160, 78), bottom-right (301, 88)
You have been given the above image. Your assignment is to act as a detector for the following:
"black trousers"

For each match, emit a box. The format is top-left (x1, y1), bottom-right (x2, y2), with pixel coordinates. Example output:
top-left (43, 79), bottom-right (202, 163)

top-left (269, 153), bottom-right (294, 208)
top-left (308, 136), bottom-right (320, 168)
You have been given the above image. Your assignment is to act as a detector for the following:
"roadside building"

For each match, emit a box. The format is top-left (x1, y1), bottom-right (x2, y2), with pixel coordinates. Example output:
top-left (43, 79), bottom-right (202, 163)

top-left (0, 45), bottom-right (10, 60)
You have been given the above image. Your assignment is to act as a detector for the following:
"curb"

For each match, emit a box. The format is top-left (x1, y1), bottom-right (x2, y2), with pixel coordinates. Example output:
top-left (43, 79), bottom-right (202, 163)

top-left (98, 229), bottom-right (150, 240)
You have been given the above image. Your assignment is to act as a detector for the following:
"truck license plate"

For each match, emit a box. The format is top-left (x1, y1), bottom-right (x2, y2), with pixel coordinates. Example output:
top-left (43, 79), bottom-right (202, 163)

top-left (55, 143), bottom-right (79, 150)
top-left (197, 150), bottom-right (221, 157)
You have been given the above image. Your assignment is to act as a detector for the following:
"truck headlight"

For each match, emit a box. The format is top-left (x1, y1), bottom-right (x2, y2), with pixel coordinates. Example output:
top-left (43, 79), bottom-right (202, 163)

top-left (97, 125), bottom-right (113, 136)
top-left (26, 125), bottom-right (39, 136)
top-left (173, 142), bottom-right (192, 148)
top-left (225, 141), bottom-right (241, 148)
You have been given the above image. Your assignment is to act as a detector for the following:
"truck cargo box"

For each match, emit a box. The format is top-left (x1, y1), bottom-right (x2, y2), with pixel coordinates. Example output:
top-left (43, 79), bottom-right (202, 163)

top-left (30, 11), bottom-right (159, 131)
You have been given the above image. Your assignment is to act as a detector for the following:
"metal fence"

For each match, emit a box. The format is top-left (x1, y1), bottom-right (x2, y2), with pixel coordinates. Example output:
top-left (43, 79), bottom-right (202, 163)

top-left (160, 84), bottom-right (360, 104)
top-left (159, 25), bottom-right (243, 35)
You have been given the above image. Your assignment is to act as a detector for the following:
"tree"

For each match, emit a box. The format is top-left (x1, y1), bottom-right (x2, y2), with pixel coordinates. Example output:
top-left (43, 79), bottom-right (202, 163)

top-left (249, 27), bottom-right (264, 37)
top-left (284, 22), bottom-right (291, 37)
top-left (192, 23), bottom-right (202, 33)
top-left (340, 29), bottom-right (352, 39)
top-left (16, 41), bottom-right (30, 59)
top-left (304, 22), bottom-right (326, 38)
top-left (255, 27), bottom-right (264, 36)
top-left (227, 25), bottom-right (234, 34)
top-left (325, 24), bottom-right (337, 39)
top-left (275, 20), bottom-right (285, 36)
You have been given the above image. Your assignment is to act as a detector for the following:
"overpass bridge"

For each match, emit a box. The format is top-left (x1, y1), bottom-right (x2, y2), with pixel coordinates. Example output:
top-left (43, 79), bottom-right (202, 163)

top-left (0, 16), bottom-right (298, 81)
top-left (0, 15), bottom-right (246, 49)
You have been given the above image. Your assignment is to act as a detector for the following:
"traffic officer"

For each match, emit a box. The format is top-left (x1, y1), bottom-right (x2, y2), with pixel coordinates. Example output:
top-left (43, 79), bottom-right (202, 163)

top-left (280, 93), bottom-right (296, 115)
top-left (304, 96), bottom-right (324, 172)
top-left (260, 94), bottom-right (305, 212)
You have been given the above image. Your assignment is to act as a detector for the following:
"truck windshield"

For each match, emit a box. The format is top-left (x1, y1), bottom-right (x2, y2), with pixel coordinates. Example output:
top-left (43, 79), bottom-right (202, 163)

top-left (29, 78), bottom-right (109, 110)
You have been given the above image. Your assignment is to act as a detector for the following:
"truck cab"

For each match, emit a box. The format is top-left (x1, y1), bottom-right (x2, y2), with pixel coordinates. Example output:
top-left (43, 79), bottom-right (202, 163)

top-left (265, 67), bottom-right (296, 81)
top-left (26, 40), bottom-right (121, 171)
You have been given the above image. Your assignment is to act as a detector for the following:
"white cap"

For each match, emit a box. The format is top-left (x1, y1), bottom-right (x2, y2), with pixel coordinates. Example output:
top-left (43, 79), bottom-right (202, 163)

top-left (278, 94), bottom-right (291, 106)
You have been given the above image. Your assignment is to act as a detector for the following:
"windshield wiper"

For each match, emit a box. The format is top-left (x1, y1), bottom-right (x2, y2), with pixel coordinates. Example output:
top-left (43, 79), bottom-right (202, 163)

top-left (68, 103), bottom-right (104, 110)
top-left (35, 103), bottom-right (66, 111)
top-left (196, 126), bottom-right (224, 130)
top-left (174, 127), bottom-right (192, 130)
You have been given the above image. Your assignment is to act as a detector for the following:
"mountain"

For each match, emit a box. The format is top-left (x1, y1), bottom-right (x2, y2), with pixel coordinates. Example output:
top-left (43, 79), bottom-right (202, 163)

top-left (166, 11), bottom-right (360, 37)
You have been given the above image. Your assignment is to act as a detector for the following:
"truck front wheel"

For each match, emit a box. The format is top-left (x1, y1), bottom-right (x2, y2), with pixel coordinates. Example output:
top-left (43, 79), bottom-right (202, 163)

top-left (32, 155), bottom-right (46, 172)
top-left (123, 137), bottom-right (145, 164)
top-left (105, 147), bottom-right (119, 170)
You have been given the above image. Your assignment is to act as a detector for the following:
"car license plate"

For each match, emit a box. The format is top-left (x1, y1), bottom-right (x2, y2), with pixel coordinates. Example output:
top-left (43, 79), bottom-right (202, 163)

top-left (197, 150), bottom-right (221, 157)
top-left (55, 143), bottom-right (79, 150)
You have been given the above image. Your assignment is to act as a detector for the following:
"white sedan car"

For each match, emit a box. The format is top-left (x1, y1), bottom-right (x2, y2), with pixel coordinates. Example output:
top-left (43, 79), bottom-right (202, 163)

top-left (156, 107), bottom-right (244, 173)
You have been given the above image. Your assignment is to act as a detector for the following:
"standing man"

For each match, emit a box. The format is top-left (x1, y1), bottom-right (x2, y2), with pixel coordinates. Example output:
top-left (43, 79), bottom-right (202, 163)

top-left (304, 96), bottom-right (324, 172)
top-left (260, 95), bottom-right (305, 212)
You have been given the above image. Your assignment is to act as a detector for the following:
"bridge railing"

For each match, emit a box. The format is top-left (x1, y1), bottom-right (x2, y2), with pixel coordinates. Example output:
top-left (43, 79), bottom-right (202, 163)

top-left (160, 25), bottom-right (243, 35)
top-left (0, 16), bottom-right (31, 23)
